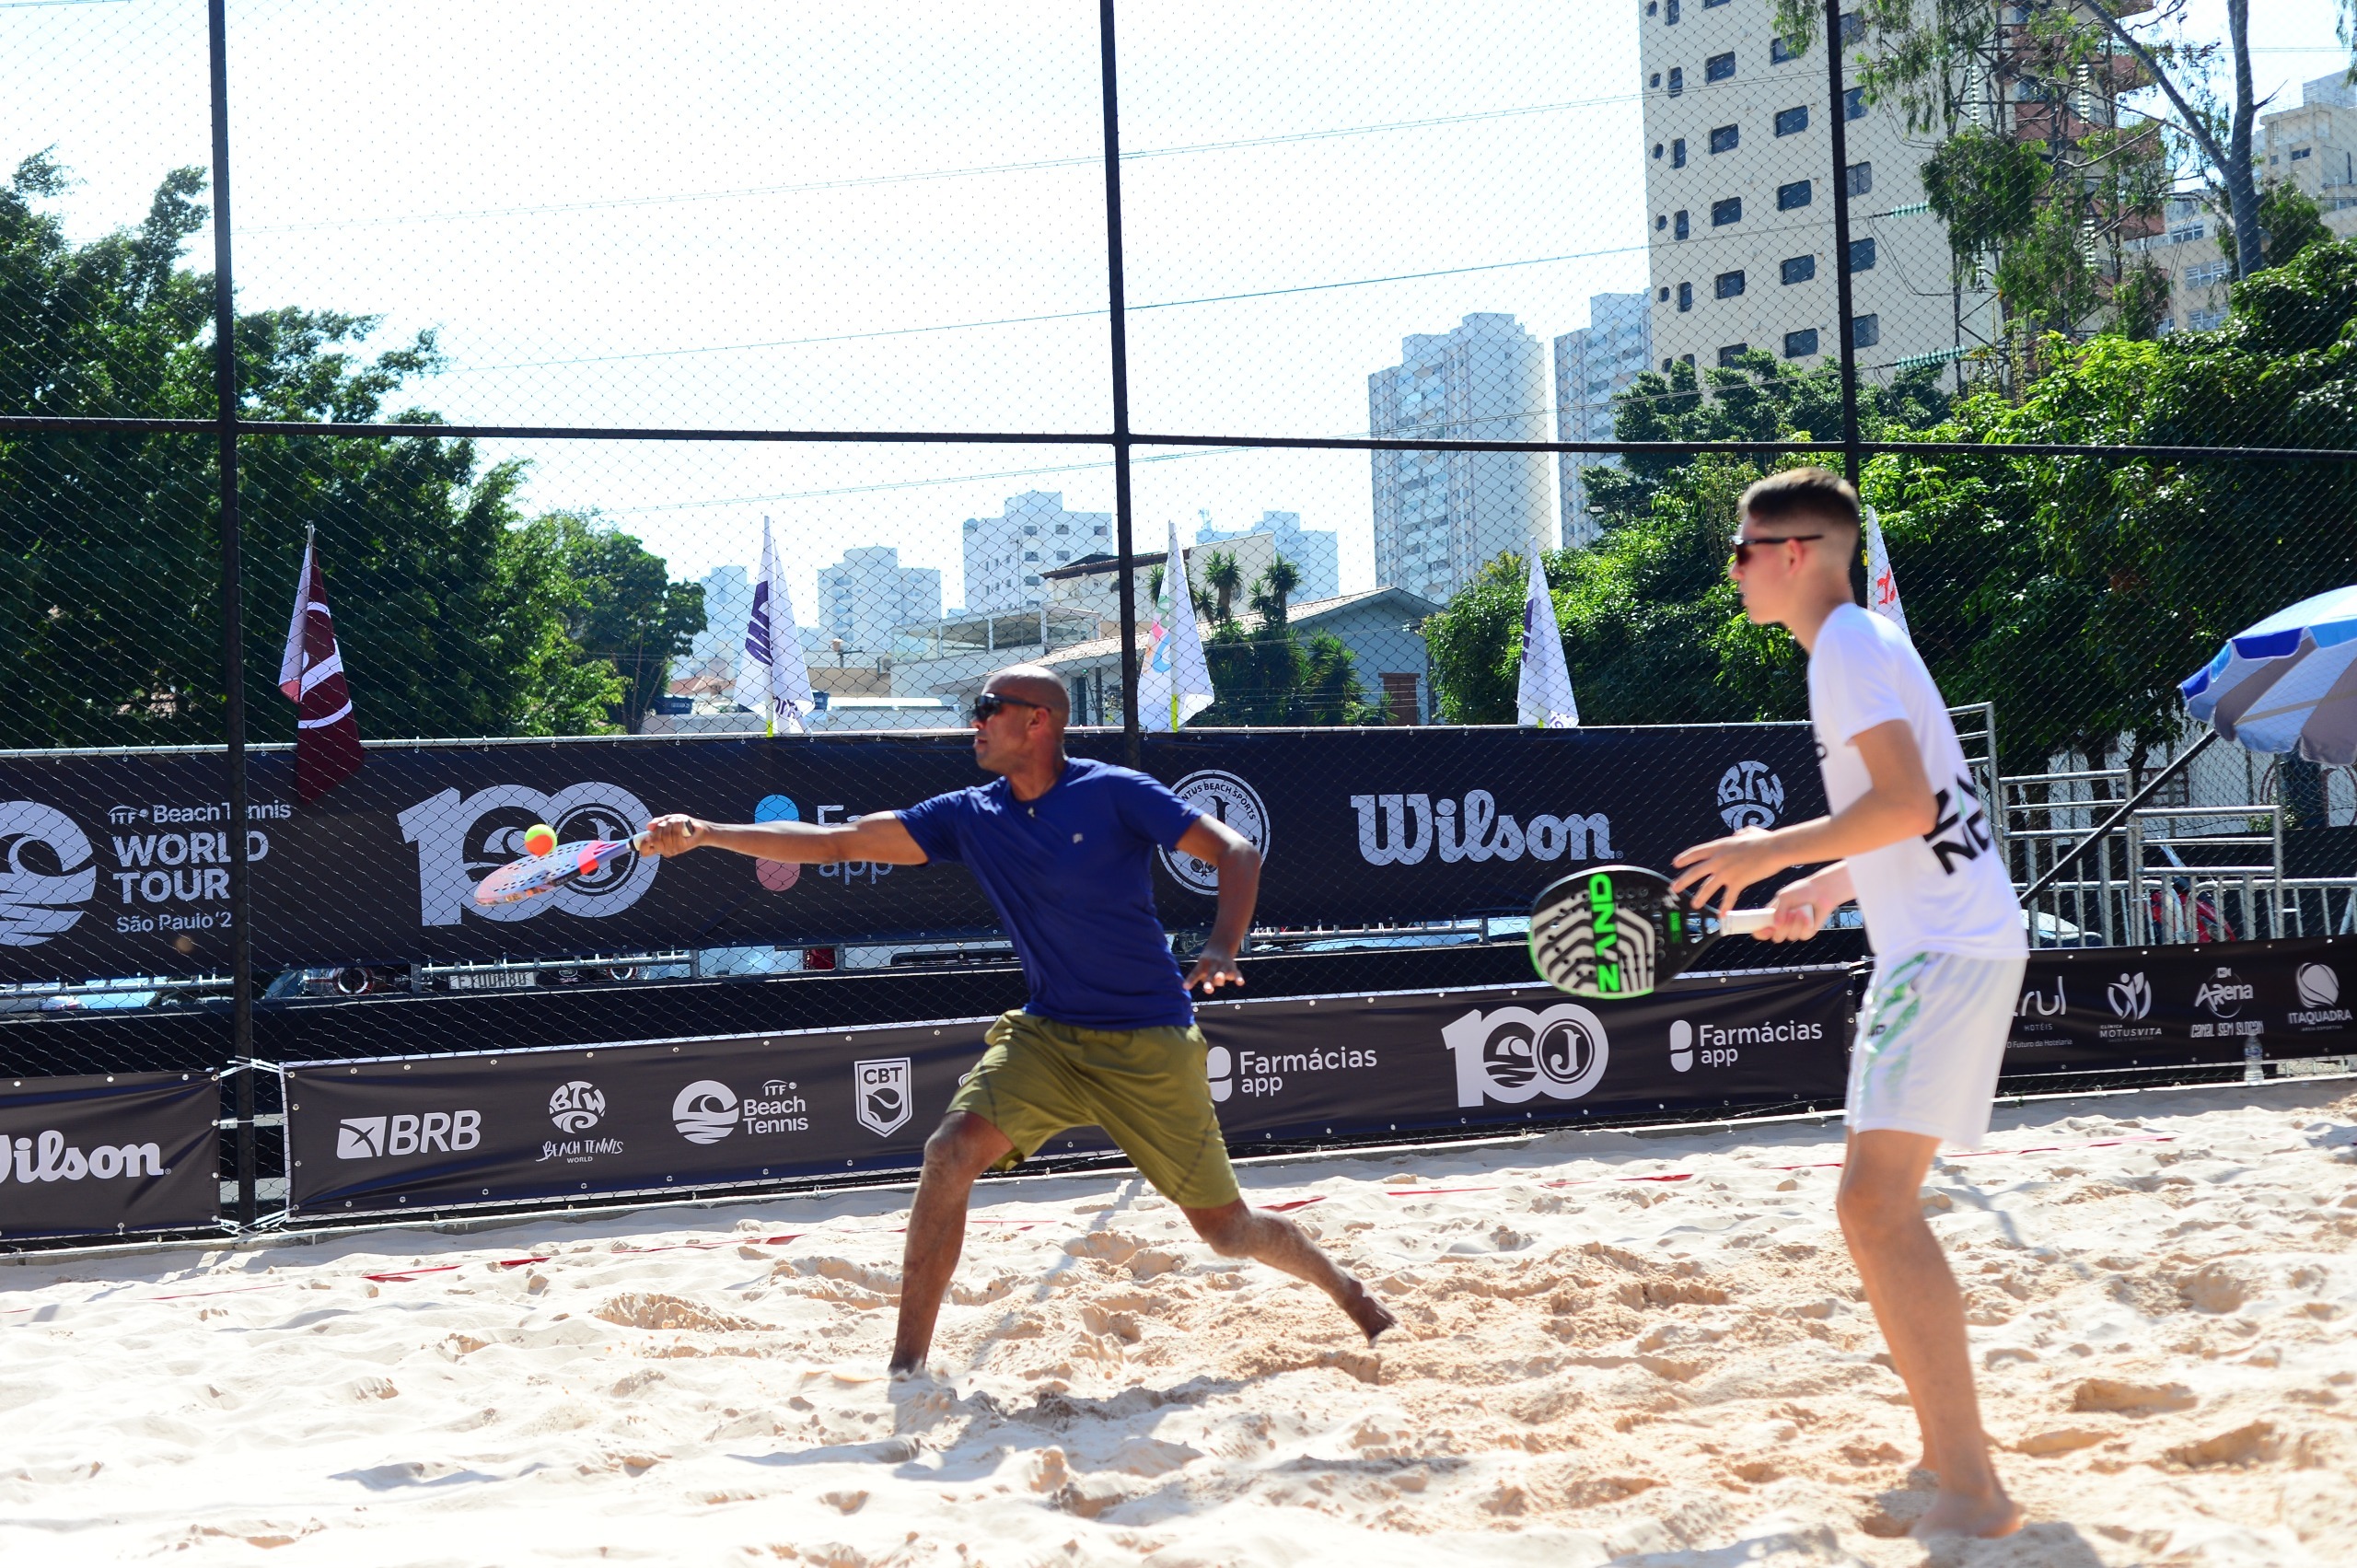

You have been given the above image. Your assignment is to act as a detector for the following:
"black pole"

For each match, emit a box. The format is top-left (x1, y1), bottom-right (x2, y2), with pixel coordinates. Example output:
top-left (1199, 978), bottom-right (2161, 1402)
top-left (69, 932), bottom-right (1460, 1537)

top-left (1099, 0), bottom-right (1141, 766)
top-left (1824, 0), bottom-right (1863, 484)
top-left (208, 0), bottom-right (255, 1227)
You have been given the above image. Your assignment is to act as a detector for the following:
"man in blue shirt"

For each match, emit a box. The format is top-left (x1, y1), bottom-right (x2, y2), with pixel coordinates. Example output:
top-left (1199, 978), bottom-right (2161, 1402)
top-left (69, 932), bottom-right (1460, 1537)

top-left (642, 665), bottom-right (1395, 1376)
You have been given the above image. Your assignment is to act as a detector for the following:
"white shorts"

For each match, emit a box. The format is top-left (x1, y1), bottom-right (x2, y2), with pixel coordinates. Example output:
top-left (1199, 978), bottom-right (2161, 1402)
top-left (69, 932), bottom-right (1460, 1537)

top-left (1846, 948), bottom-right (2028, 1151)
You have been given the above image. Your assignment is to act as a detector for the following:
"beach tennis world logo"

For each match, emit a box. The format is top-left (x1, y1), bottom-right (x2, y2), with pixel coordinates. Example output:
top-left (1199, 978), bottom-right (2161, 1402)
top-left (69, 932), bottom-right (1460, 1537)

top-left (1441, 1003), bottom-right (1609, 1109)
top-left (1159, 772), bottom-right (1270, 894)
top-left (1715, 761), bottom-right (1785, 831)
top-left (0, 800), bottom-right (99, 947)
top-left (397, 782), bottom-right (660, 926)
top-left (541, 1080), bottom-right (622, 1164)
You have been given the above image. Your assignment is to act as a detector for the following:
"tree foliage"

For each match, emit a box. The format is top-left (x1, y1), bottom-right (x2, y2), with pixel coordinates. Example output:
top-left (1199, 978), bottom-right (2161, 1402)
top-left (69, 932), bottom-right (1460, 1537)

top-left (0, 156), bottom-right (701, 748)
top-left (1195, 559), bottom-right (1385, 726)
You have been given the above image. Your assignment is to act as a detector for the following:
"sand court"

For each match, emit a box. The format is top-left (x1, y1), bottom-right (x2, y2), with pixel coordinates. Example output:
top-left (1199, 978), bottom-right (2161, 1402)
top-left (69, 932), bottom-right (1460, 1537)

top-left (3, 1078), bottom-right (2351, 1566)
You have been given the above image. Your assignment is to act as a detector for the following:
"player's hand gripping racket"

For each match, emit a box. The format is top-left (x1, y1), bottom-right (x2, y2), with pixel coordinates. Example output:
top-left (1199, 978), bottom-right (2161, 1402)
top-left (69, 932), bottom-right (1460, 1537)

top-left (471, 830), bottom-right (651, 907)
top-left (1527, 864), bottom-right (1807, 999)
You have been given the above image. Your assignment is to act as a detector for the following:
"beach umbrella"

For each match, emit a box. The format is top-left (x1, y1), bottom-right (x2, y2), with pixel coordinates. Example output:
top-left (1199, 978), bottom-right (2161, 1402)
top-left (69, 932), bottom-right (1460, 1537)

top-left (2179, 584), bottom-right (2357, 764)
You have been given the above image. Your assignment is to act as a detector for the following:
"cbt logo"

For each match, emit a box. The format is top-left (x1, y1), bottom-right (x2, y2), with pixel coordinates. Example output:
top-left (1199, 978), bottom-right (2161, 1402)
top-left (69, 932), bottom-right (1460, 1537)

top-left (1441, 1004), bottom-right (1609, 1109)
top-left (1716, 761), bottom-right (1785, 831)
top-left (854, 1058), bottom-right (912, 1137)
top-left (398, 783), bottom-right (659, 925)
top-left (1159, 772), bottom-right (1270, 894)
top-left (0, 800), bottom-right (98, 948)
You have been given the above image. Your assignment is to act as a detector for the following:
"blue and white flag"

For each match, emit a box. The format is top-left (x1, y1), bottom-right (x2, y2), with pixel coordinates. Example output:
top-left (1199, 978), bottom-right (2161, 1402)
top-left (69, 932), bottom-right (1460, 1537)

top-left (732, 516), bottom-right (816, 737)
top-left (1516, 548), bottom-right (1579, 728)
top-left (1140, 518), bottom-right (1215, 731)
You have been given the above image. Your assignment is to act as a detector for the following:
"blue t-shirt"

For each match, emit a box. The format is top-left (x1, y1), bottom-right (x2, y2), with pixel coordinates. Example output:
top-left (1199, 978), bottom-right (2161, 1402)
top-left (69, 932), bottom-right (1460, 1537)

top-left (897, 758), bottom-right (1202, 1029)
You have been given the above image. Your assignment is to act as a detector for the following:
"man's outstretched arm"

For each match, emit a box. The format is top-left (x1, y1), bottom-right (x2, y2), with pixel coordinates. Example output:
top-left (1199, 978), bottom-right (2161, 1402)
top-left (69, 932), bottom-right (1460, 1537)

top-left (639, 811), bottom-right (930, 865)
top-left (1178, 816), bottom-right (1259, 994)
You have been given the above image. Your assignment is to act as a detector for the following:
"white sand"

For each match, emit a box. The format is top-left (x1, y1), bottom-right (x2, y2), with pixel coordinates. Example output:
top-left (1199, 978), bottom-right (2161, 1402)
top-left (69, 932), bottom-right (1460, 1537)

top-left (3, 1078), bottom-right (2352, 1567)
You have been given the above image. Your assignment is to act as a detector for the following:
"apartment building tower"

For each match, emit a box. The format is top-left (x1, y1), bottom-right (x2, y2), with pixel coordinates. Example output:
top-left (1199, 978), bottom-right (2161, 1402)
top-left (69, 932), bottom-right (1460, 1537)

top-left (1193, 510), bottom-right (1341, 603)
top-left (1368, 313), bottom-right (1555, 603)
top-left (815, 545), bottom-right (942, 656)
top-left (960, 492), bottom-right (1113, 614)
top-left (1553, 292), bottom-right (1654, 546)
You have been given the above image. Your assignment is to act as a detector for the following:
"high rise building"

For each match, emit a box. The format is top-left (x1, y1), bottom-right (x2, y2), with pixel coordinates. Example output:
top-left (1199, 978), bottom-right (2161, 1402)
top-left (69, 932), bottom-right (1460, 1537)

top-left (1193, 510), bottom-right (1341, 603)
top-left (1368, 313), bottom-right (1555, 603)
top-left (1640, 0), bottom-right (1994, 379)
top-left (961, 492), bottom-right (1113, 613)
top-left (816, 545), bottom-right (942, 656)
top-left (1552, 293), bottom-right (1654, 546)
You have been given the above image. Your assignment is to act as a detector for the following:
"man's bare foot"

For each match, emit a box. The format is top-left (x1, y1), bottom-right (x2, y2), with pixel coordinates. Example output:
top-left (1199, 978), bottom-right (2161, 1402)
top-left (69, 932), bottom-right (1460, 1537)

top-left (1910, 1488), bottom-right (2023, 1539)
top-left (888, 1355), bottom-right (926, 1379)
top-left (1341, 1282), bottom-right (1399, 1344)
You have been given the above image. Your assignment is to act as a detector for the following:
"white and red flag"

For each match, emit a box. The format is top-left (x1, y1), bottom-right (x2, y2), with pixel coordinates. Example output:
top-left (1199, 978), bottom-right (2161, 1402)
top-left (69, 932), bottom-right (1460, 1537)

top-left (277, 528), bottom-right (366, 802)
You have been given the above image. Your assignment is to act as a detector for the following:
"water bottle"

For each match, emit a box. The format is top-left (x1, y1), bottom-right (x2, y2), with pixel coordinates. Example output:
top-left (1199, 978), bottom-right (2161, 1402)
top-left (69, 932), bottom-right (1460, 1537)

top-left (2243, 1036), bottom-right (2265, 1084)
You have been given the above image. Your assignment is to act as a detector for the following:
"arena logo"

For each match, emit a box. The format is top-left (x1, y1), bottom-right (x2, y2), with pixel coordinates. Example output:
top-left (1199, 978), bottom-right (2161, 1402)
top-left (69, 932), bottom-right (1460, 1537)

top-left (1204, 1042), bottom-right (1377, 1101)
top-left (1667, 1016), bottom-right (1820, 1072)
top-left (2288, 962), bottom-right (2350, 1028)
top-left (671, 1078), bottom-right (810, 1144)
top-left (1159, 772), bottom-right (1271, 895)
top-left (398, 783), bottom-right (660, 926)
top-left (1715, 761), bottom-right (1786, 831)
top-left (1441, 1003), bottom-right (1609, 1109)
top-left (1351, 792), bottom-right (1612, 867)
top-left (854, 1057), bottom-right (912, 1137)
top-left (2194, 967), bottom-right (2253, 1020)
top-left (333, 1110), bottom-right (482, 1160)
top-left (1, 1129), bottom-right (167, 1183)
top-left (0, 800), bottom-right (99, 948)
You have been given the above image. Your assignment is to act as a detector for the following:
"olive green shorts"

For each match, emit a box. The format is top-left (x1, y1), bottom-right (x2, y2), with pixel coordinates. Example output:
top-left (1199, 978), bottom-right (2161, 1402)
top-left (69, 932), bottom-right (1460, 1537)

top-left (947, 1010), bottom-right (1240, 1210)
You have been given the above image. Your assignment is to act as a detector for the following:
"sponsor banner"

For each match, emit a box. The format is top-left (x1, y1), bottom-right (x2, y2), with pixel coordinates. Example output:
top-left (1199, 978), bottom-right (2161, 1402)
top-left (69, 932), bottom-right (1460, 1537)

top-left (0, 1071), bottom-right (220, 1238)
top-left (0, 725), bottom-right (1824, 981)
top-left (281, 967), bottom-right (1851, 1217)
top-left (2003, 937), bottom-right (2356, 1070)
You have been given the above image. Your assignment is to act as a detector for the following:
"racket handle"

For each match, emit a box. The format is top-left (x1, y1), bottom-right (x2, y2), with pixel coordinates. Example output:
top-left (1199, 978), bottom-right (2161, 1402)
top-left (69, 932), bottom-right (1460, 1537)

top-left (1724, 905), bottom-right (1811, 936)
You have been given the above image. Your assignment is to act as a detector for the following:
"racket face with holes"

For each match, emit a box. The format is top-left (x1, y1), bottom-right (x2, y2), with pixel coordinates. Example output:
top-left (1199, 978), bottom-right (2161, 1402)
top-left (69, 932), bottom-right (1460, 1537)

top-left (1527, 865), bottom-right (1718, 999)
top-left (471, 837), bottom-right (636, 907)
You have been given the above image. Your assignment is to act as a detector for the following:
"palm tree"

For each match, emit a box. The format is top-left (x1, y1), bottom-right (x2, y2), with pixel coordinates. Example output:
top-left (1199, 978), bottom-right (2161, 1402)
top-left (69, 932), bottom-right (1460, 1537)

top-left (1202, 550), bottom-right (1242, 622)
top-left (1248, 557), bottom-right (1302, 628)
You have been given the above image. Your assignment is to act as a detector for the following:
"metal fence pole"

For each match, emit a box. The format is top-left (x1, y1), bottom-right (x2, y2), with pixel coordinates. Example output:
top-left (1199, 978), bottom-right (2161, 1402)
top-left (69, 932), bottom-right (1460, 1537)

top-left (1098, 0), bottom-right (1142, 767)
top-left (208, 0), bottom-right (256, 1228)
top-left (1823, 0), bottom-right (1863, 484)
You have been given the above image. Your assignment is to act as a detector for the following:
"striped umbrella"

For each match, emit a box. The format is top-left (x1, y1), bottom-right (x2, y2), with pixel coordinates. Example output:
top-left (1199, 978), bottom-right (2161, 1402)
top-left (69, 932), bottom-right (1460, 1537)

top-left (2179, 584), bottom-right (2357, 764)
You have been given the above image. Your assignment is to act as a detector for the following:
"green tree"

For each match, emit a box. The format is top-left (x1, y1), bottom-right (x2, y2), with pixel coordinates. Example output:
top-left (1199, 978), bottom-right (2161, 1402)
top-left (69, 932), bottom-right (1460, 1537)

top-left (540, 512), bottom-right (707, 733)
top-left (1196, 558), bottom-right (1384, 726)
top-left (2215, 180), bottom-right (2334, 275)
top-left (1200, 549), bottom-right (1242, 621)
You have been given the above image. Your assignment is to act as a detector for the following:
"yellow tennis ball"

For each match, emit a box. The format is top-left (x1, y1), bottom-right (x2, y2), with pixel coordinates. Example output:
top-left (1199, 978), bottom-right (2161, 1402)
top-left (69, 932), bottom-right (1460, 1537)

top-left (523, 823), bottom-right (558, 857)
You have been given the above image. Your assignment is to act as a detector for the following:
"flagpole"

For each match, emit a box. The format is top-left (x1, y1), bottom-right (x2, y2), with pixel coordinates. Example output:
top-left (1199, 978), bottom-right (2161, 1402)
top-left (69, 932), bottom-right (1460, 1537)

top-left (208, 0), bottom-right (256, 1228)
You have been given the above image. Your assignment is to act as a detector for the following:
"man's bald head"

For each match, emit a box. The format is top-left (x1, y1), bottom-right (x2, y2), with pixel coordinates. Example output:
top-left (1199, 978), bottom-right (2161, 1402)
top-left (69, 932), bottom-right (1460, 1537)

top-left (984, 665), bottom-right (1069, 727)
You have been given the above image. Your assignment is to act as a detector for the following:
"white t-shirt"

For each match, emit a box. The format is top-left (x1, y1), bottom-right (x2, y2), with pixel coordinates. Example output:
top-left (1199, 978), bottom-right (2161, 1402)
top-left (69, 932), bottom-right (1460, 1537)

top-left (1807, 603), bottom-right (2024, 962)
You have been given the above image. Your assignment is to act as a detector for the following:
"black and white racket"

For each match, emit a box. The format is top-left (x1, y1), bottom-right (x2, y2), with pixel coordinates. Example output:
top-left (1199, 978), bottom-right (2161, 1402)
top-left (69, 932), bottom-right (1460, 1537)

top-left (1527, 864), bottom-right (1804, 999)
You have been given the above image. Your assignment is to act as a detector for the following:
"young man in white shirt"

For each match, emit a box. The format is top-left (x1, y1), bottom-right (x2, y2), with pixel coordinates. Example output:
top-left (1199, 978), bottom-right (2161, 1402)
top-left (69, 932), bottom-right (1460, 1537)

top-left (1672, 468), bottom-right (2027, 1540)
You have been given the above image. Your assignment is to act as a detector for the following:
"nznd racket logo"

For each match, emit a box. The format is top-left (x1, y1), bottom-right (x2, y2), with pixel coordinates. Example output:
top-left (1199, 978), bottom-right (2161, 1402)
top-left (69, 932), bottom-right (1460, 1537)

top-left (334, 1111), bottom-right (481, 1161)
top-left (1352, 792), bottom-right (1611, 867)
top-left (1715, 761), bottom-right (1785, 831)
top-left (854, 1058), bottom-right (912, 1137)
top-left (1159, 772), bottom-right (1270, 894)
top-left (1441, 1004), bottom-right (1610, 1109)
top-left (3, 1130), bottom-right (168, 1183)
top-left (398, 783), bottom-right (659, 926)
top-left (0, 801), bottom-right (99, 948)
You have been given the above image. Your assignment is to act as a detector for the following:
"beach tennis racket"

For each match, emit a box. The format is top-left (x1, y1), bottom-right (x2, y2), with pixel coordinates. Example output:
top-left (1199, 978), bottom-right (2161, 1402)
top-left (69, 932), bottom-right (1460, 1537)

top-left (1527, 864), bottom-right (1804, 999)
top-left (471, 831), bottom-right (650, 907)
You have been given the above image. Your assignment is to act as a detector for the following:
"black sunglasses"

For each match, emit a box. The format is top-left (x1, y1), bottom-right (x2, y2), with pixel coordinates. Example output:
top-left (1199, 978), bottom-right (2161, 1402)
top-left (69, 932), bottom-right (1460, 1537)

top-left (970, 691), bottom-right (1047, 723)
top-left (1729, 532), bottom-right (1825, 567)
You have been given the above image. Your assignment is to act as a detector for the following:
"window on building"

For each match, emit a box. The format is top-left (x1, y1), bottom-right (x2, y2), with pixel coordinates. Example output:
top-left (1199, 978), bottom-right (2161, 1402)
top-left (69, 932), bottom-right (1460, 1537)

top-left (2293, 146), bottom-right (2313, 161)
top-left (1655, 214), bottom-right (1667, 230)
top-left (1717, 343), bottom-right (1749, 366)
top-left (1710, 123), bottom-right (1739, 154)
top-left (1682, 353), bottom-right (1696, 366)
top-left (1771, 35), bottom-right (1804, 63)
top-left (1848, 237), bottom-right (1877, 271)
top-left (1712, 196), bottom-right (1742, 226)
top-left (1646, 0), bottom-right (1658, 12)
top-left (1023, 552), bottom-right (1039, 563)
top-left (1706, 51), bottom-right (1735, 82)
top-left (1024, 575), bottom-right (1041, 586)
top-left (1674, 209), bottom-right (1689, 239)
top-left (1658, 285), bottom-right (1671, 301)
top-left (1668, 66), bottom-right (1684, 95)
top-left (1650, 72), bottom-right (1662, 87)
top-left (1666, 0), bottom-right (1679, 19)
top-left (1715, 270), bottom-right (1747, 298)
top-left (1653, 142), bottom-right (1665, 158)
top-left (1850, 313), bottom-right (1879, 349)
top-left (1704, 0), bottom-right (1729, 7)
top-left (1672, 137), bottom-right (1688, 167)
top-left (1662, 357), bottom-right (1676, 371)
top-left (1782, 254), bottom-right (1817, 285)
top-left (1777, 178), bottom-right (1813, 210)
top-left (1678, 282), bottom-right (1694, 311)
top-left (1840, 9), bottom-right (1864, 44)
top-left (1847, 161), bottom-right (1873, 196)
top-left (1094, 525), bottom-right (1109, 536)
top-left (1775, 105), bottom-right (1808, 136)
top-left (2186, 260), bottom-right (2230, 287)
top-left (1845, 86), bottom-right (1867, 120)
top-left (1784, 328), bottom-right (1820, 358)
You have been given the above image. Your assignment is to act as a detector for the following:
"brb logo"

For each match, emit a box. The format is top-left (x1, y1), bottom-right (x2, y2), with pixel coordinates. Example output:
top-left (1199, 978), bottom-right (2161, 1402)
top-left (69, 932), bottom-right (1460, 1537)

top-left (1716, 761), bottom-right (1785, 831)
top-left (334, 1110), bottom-right (482, 1160)
top-left (1159, 772), bottom-right (1270, 895)
top-left (548, 1081), bottom-right (607, 1133)
top-left (398, 783), bottom-right (659, 926)
top-left (1441, 1004), bottom-right (1610, 1109)
top-left (854, 1058), bottom-right (912, 1137)
top-left (0, 801), bottom-right (99, 948)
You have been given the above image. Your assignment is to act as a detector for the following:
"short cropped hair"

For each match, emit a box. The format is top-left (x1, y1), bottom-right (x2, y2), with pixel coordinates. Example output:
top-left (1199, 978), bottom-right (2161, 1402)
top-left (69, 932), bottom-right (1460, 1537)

top-left (1741, 466), bottom-right (1862, 530)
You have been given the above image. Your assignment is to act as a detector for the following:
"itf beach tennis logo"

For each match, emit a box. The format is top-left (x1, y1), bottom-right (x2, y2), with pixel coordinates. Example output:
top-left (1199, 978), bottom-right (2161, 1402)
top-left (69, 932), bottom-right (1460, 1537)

top-left (853, 1058), bottom-right (912, 1137)
top-left (0, 800), bottom-right (98, 948)
top-left (1715, 761), bottom-right (1785, 831)
top-left (548, 1081), bottom-right (607, 1133)
top-left (1441, 1003), bottom-right (1610, 1108)
top-left (1159, 772), bottom-right (1269, 894)
top-left (672, 1080), bottom-right (739, 1144)
top-left (398, 783), bottom-right (660, 926)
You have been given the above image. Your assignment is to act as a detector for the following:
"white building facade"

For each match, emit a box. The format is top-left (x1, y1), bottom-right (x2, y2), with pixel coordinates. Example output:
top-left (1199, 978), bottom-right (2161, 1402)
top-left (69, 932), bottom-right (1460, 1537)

top-left (1368, 313), bottom-right (1556, 604)
top-left (1552, 292), bottom-right (1654, 546)
top-left (961, 492), bottom-right (1114, 613)
top-left (815, 545), bottom-right (942, 656)
top-left (1192, 510), bottom-right (1341, 603)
